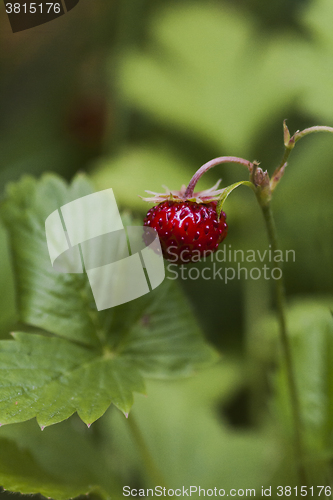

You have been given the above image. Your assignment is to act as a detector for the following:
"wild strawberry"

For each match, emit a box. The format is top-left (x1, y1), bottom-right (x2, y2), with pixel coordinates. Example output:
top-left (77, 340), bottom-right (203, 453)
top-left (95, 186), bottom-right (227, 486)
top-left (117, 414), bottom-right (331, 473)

top-left (142, 179), bottom-right (228, 264)
top-left (144, 200), bottom-right (227, 263)
top-left (141, 156), bottom-right (258, 263)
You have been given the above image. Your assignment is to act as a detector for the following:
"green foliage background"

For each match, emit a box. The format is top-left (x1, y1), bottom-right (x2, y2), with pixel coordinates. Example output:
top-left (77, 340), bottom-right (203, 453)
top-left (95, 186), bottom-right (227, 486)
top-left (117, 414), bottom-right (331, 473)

top-left (0, 0), bottom-right (332, 498)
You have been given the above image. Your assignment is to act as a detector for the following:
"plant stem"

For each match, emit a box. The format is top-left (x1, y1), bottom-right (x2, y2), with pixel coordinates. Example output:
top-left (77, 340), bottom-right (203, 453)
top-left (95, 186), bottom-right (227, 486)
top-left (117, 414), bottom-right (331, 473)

top-left (271, 147), bottom-right (292, 184)
top-left (260, 201), bottom-right (307, 485)
top-left (294, 125), bottom-right (333, 142)
top-left (127, 414), bottom-right (168, 488)
top-left (271, 125), bottom-right (333, 189)
top-left (185, 156), bottom-right (254, 198)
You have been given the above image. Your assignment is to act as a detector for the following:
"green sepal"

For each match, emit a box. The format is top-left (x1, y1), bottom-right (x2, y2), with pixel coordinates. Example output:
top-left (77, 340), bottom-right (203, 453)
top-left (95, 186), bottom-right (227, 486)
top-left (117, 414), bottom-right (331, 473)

top-left (216, 181), bottom-right (255, 218)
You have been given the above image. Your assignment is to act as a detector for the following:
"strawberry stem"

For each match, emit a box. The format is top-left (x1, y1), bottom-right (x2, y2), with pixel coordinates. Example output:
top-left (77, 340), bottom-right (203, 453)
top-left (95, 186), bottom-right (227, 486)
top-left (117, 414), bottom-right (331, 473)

top-left (184, 156), bottom-right (255, 199)
top-left (260, 201), bottom-right (307, 486)
top-left (184, 152), bottom-right (307, 483)
top-left (271, 123), bottom-right (333, 192)
top-left (294, 125), bottom-right (333, 142)
top-left (263, 122), bottom-right (333, 483)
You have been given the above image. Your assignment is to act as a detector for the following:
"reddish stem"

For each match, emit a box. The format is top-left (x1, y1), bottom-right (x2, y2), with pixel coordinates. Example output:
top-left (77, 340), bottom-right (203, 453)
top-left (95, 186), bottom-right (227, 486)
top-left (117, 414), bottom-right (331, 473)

top-left (184, 156), bottom-right (254, 198)
top-left (294, 125), bottom-right (333, 142)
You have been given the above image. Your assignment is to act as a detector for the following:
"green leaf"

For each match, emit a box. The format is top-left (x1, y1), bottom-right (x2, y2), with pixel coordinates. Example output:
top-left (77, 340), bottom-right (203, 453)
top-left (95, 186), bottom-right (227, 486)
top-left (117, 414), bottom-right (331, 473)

top-left (0, 221), bottom-right (16, 339)
top-left (0, 174), bottom-right (216, 427)
top-left (275, 300), bottom-right (333, 450)
top-left (0, 437), bottom-right (84, 499)
top-left (1, 174), bottom-right (99, 347)
top-left (0, 332), bottom-right (144, 427)
top-left (290, 0), bottom-right (333, 123)
top-left (117, 4), bottom-right (295, 154)
top-left (0, 417), bottom-right (122, 500)
top-left (111, 278), bottom-right (217, 378)
top-left (255, 298), bottom-right (333, 473)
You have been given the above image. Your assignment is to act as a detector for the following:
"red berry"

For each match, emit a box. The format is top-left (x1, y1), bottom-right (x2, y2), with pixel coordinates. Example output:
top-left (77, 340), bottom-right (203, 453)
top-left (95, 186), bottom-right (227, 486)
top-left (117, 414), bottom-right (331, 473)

top-left (143, 200), bottom-right (228, 264)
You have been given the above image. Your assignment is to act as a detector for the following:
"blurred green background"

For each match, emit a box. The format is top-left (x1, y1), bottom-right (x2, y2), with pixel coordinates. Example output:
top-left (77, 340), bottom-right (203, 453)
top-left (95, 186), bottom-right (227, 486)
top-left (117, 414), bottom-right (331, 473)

top-left (0, 0), bottom-right (333, 497)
